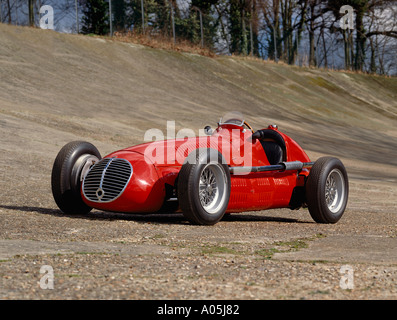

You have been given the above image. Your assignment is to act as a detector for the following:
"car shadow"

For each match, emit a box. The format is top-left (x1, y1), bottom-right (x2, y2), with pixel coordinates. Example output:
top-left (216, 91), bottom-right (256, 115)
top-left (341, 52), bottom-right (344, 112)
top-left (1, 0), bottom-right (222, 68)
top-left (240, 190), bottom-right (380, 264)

top-left (0, 205), bottom-right (313, 225)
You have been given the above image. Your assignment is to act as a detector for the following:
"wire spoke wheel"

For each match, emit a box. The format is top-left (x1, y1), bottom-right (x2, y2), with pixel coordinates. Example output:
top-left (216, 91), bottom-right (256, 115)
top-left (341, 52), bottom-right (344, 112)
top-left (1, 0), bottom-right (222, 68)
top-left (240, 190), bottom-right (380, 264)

top-left (325, 169), bottom-right (345, 213)
top-left (198, 164), bottom-right (226, 213)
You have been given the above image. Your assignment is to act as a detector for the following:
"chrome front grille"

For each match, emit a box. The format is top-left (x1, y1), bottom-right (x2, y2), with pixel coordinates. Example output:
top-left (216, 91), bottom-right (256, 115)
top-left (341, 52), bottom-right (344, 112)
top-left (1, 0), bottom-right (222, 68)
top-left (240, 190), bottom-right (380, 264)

top-left (83, 158), bottom-right (133, 203)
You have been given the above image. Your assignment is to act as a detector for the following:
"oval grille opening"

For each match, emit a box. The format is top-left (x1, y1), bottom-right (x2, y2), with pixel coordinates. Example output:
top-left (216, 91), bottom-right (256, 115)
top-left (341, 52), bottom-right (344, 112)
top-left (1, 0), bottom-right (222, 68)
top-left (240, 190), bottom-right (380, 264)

top-left (83, 158), bottom-right (132, 203)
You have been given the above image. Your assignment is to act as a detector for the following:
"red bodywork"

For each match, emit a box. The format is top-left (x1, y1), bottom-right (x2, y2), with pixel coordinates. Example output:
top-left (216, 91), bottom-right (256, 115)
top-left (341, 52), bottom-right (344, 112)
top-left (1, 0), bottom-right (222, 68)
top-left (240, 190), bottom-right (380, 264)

top-left (82, 124), bottom-right (311, 213)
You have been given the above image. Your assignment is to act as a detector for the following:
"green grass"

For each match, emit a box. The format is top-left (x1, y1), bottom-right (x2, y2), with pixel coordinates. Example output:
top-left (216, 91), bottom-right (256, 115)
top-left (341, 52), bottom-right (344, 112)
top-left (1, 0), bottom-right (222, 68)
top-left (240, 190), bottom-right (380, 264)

top-left (274, 239), bottom-right (309, 250)
top-left (255, 234), bottom-right (327, 260)
top-left (255, 248), bottom-right (281, 260)
top-left (75, 251), bottom-right (109, 255)
top-left (200, 245), bottom-right (240, 256)
top-left (198, 234), bottom-right (327, 260)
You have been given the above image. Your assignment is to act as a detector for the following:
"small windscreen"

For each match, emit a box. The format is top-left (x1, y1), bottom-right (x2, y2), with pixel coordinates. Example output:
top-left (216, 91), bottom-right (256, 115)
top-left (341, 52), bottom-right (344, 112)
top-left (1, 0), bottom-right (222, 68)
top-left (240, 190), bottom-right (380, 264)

top-left (219, 111), bottom-right (244, 126)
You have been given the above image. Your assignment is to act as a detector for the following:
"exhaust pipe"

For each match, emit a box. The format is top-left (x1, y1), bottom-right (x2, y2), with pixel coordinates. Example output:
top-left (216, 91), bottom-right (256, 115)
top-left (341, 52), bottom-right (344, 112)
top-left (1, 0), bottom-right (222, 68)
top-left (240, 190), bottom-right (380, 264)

top-left (229, 161), bottom-right (314, 174)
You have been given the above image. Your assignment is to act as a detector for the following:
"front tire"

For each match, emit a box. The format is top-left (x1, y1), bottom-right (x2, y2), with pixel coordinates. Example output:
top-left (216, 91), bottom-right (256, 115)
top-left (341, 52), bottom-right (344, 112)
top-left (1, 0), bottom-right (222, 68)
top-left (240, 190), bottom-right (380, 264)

top-left (51, 141), bottom-right (101, 214)
top-left (178, 149), bottom-right (231, 225)
top-left (306, 157), bottom-right (348, 223)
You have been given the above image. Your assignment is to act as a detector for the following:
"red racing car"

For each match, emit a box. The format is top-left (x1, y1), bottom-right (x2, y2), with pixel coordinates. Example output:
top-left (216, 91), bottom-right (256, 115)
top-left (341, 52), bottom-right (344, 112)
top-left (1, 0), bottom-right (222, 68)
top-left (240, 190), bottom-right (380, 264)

top-left (51, 112), bottom-right (348, 225)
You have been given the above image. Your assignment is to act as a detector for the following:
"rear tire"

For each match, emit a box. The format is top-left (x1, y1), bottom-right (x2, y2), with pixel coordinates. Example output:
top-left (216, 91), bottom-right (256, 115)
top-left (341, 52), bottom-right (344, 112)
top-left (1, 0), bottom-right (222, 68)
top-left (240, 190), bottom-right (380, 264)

top-left (51, 141), bottom-right (101, 215)
top-left (178, 149), bottom-right (231, 225)
top-left (306, 157), bottom-right (348, 223)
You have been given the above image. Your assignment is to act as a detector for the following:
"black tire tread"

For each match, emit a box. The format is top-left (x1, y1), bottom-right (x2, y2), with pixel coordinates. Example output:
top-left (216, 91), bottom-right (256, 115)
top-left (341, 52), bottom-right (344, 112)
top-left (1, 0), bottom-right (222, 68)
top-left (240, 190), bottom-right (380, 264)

top-left (51, 141), bottom-right (100, 215)
top-left (178, 152), bottom-right (201, 224)
top-left (306, 156), bottom-right (348, 224)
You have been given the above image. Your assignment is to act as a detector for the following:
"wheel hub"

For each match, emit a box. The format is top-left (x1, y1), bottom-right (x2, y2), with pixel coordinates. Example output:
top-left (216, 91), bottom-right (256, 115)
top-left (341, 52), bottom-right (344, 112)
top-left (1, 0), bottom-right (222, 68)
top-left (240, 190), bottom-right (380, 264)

top-left (199, 167), bottom-right (218, 207)
top-left (325, 169), bottom-right (345, 213)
